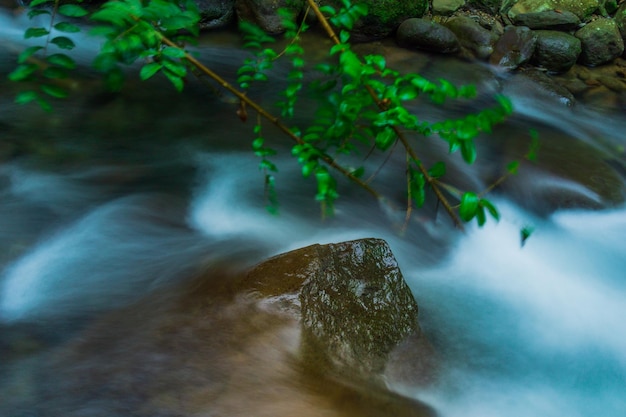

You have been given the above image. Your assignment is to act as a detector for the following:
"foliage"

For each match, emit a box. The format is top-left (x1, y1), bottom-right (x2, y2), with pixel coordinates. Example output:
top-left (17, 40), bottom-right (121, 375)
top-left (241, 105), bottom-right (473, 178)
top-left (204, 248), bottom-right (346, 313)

top-left (7, 0), bottom-right (538, 231)
top-left (8, 0), bottom-right (88, 110)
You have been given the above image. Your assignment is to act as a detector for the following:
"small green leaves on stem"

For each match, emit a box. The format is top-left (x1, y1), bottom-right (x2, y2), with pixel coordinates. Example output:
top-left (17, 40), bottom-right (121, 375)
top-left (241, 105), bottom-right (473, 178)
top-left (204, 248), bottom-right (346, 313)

top-left (459, 192), bottom-right (500, 226)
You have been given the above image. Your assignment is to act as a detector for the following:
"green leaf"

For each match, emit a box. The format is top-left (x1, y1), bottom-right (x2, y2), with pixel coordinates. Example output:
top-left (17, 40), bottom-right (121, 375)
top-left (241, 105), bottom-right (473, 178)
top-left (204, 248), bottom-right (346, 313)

top-left (459, 192), bottom-right (479, 222)
top-left (164, 70), bottom-right (184, 92)
top-left (8, 63), bottom-right (38, 81)
top-left (24, 27), bottom-right (49, 39)
top-left (526, 128), bottom-right (540, 162)
top-left (17, 46), bottom-right (43, 64)
top-left (15, 90), bottom-right (39, 105)
top-left (410, 169), bottom-right (426, 208)
top-left (58, 4), bottom-right (90, 17)
top-left (40, 84), bottom-right (69, 98)
top-left (140, 62), bottom-right (162, 80)
top-left (476, 206), bottom-right (487, 226)
top-left (507, 161), bottom-right (520, 174)
top-left (29, 0), bottom-right (54, 6)
top-left (162, 47), bottom-right (186, 58)
top-left (46, 53), bottom-right (76, 69)
top-left (520, 226), bottom-right (534, 246)
top-left (460, 140), bottom-right (477, 164)
top-left (398, 85), bottom-right (418, 101)
top-left (28, 9), bottom-right (51, 18)
top-left (496, 94), bottom-right (514, 115)
top-left (428, 161), bottom-right (446, 178)
top-left (375, 127), bottom-right (396, 151)
top-left (162, 59), bottom-right (187, 77)
top-left (480, 198), bottom-right (500, 221)
top-left (54, 22), bottom-right (81, 33)
top-left (43, 66), bottom-right (68, 79)
top-left (50, 36), bottom-right (76, 50)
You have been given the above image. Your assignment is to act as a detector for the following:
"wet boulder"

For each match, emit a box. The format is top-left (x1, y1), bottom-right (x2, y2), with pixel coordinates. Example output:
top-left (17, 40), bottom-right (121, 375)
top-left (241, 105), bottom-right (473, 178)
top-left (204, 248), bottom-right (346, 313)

top-left (507, 0), bottom-right (599, 21)
top-left (432, 0), bottom-right (466, 16)
top-left (235, 0), bottom-right (304, 34)
top-left (244, 238), bottom-right (425, 378)
top-left (531, 30), bottom-right (581, 73)
top-left (397, 18), bottom-right (460, 54)
top-left (510, 9), bottom-right (580, 30)
top-left (490, 25), bottom-right (538, 70)
top-left (575, 18), bottom-right (624, 66)
top-left (196, 0), bottom-right (236, 29)
top-left (444, 16), bottom-right (497, 60)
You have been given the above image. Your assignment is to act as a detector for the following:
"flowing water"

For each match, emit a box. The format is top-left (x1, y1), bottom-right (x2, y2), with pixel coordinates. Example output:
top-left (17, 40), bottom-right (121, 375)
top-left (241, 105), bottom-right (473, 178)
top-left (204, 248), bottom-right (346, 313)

top-left (1, 7), bottom-right (626, 417)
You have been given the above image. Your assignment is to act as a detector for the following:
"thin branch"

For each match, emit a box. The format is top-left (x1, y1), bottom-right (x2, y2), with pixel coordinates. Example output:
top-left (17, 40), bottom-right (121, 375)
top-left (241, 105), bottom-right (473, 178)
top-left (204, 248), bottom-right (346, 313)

top-left (159, 35), bottom-right (382, 201)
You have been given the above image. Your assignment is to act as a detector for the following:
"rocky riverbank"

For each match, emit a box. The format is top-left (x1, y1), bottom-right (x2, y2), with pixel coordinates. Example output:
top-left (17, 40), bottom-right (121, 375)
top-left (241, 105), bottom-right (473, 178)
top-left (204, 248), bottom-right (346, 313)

top-left (198, 0), bottom-right (626, 109)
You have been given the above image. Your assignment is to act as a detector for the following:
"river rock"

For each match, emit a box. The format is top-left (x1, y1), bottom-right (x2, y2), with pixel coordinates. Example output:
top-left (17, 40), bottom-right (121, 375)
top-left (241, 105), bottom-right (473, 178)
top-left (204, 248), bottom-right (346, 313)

top-left (507, 0), bottom-right (599, 21)
top-left (235, 0), bottom-right (304, 34)
top-left (444, 16), bottom-right (497, 59)
top-left (196, 0), bottom-right (236, 29)
top-left (531, 30), bottom-right (581, 73)
top-left (490, 25), bottom-right (537, 70)
top-left (397, 18), bottom-right (460, 54)
top-left (433, 0), bottom-right (466, 15)
top-left (510, 9), bottom-right (580, 30)
top-left (319, 0), bottom-right (428, 41)
top-left (244, 238), bottom-right (423, 378)
top-left (575, 18), bottom-right (624, 66)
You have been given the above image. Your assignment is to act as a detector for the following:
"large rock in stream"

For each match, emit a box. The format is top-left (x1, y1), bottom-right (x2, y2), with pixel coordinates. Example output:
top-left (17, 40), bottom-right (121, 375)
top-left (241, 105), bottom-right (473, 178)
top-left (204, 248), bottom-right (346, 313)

top-left (243, 238), bottom-right (428, 379)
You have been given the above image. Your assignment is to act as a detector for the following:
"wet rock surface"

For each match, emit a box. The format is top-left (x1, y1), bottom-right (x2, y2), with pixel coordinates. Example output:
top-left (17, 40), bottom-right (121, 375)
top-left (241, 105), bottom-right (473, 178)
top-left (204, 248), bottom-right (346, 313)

top-left (243, 238), bottom-right (427, 379)
top-left (397, 18), bottom-right (460, 53)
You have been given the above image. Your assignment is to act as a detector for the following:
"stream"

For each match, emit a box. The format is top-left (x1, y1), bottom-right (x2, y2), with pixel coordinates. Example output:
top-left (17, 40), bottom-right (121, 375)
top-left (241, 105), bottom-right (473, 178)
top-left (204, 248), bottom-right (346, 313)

top-left (1, 7), bottom-right (626, 417)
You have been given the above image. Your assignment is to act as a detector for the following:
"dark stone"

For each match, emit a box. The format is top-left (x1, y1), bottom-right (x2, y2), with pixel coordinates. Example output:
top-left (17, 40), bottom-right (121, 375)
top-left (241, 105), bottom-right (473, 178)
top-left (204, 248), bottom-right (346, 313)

top-left (575, 18), bottom-right (624, 67)
top-left (444, 16), bottom-right (497, 60)
top-left (196, 0), bottom-right (236, 29)
top-left (245, 239), bottom-right (424, 379)
top-left (531, 30), bottom-right (581, 73)
top-left (490, 25), bottom-right (538, 70)
top-left (510, 10), bottom-right (580, 30)
top-left (397, 18), bottom-right (460, 54)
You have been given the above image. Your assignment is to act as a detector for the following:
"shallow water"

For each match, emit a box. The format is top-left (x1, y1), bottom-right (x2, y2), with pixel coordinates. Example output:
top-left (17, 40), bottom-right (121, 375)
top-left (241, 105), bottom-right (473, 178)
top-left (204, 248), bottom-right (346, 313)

top-left (1, 7), bottom-right (626, 417)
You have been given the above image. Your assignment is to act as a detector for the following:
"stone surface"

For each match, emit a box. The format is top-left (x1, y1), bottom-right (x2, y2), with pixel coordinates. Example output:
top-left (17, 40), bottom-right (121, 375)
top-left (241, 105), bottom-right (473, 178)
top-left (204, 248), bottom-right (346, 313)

top-left (235, 0), bottom-right (304, 34)
top-left (245, 238), bottom-right (423, 378)
top-left (444, 16), bottom-right (497, 59)
top-left (433, 0), bottom-right (466, 15)
top-left (508, 0), bottom-right (599, 20)
top-left (510, 9), bottom-right (580, 30)
top-left (397, 18), bottom-right (460, 54)
top-left (196, 0), bottom-right (236, 29)
top-left (531, 30), bottom-right (581, 73)
top-left (575, 18), bottom-right (624, 66)
top-left (490, 25), bottom-right (538, 69)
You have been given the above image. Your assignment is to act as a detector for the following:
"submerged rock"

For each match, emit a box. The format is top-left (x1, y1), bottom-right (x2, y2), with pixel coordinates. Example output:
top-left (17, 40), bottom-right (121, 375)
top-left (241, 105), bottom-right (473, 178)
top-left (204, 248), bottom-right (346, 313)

top-left (444, 16), bottom-right (497, 59)
top-left (490, 25), bottom-right (538, 70)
